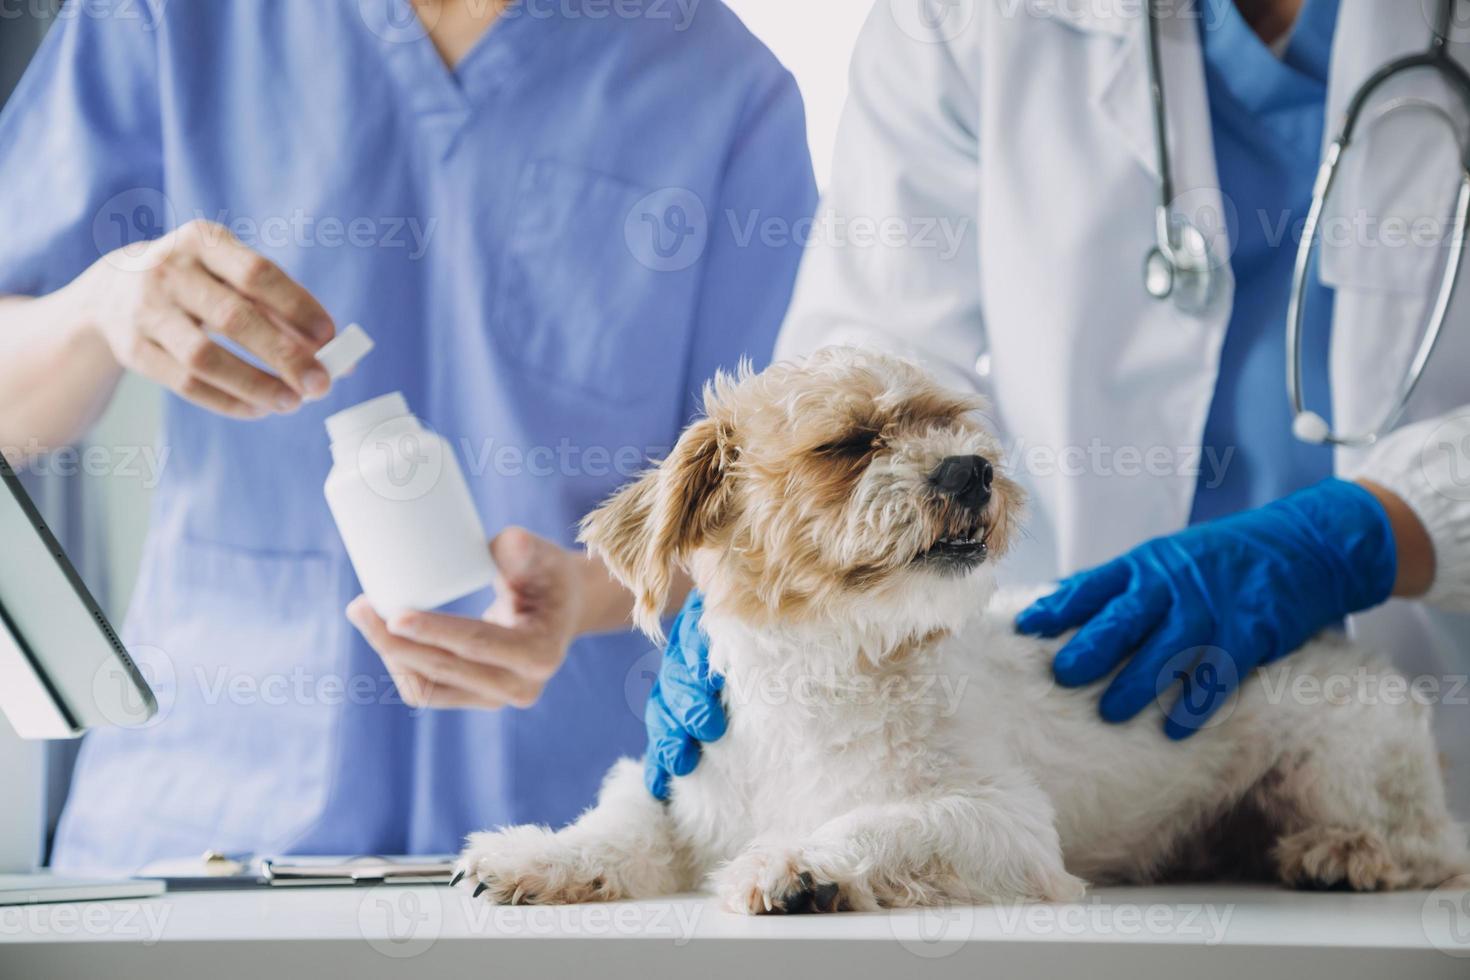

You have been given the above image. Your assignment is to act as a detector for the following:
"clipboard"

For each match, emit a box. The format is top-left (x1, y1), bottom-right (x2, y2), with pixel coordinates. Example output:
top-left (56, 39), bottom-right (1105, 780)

top-left (139, 852), bottom-right (456, 889)
top-left (261, 856), bottom-right (456, 886)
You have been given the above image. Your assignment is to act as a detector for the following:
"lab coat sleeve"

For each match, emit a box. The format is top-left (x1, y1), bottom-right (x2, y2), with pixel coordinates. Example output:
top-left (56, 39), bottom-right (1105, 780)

top-left (1348, 409), bottom-right (1470, 613)
top-left (773, 4), bottom-right (984, 395)
top-left (681, 70), bottom-right (819, 421)
top-left (0, 1), bottom-right (163, 297)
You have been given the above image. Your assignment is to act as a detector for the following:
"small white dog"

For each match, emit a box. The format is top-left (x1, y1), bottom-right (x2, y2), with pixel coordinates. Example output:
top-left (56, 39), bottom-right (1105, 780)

top-left (455, 347), bottom-right (1467, 912)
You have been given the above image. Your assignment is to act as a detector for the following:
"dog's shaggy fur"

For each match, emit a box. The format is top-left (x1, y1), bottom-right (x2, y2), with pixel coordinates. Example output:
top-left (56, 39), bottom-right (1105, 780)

top-left (455, 347), bottom-right (1469, 912)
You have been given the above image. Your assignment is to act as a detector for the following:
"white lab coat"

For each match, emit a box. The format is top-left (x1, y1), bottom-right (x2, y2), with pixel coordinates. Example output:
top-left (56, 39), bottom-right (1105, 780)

top-left (776, 0), bottom-right (1470, 817)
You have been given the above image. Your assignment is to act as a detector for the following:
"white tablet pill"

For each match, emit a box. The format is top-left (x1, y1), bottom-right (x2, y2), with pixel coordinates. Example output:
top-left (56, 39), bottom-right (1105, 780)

top-left (316, 323), bottom-right (375, 381)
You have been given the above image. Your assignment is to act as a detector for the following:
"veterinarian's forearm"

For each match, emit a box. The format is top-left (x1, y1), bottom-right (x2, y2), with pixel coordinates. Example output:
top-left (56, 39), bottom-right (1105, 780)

top-left (574, 552), bottom-right (692, 636)
top-left (1358, 480), bottom-right (1434, 599)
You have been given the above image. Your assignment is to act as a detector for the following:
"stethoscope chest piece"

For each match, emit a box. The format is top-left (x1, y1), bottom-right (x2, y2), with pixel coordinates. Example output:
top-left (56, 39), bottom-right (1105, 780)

top-left (1140, 0), bottom-right (1221, 318)
top-left (1143, 247), bottom-right (1174, 300)
top-left (1145, 220), bottom-right (1217, 316)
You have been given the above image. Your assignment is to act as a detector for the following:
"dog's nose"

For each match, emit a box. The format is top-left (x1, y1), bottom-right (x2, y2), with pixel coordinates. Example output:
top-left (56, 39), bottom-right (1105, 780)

top-left (931, 455), bottom-right (993, 510)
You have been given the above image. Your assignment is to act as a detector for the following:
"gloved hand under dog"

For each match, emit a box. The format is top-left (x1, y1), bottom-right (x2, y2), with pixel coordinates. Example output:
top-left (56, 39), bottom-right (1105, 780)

top-left (1016, 478), bottom-right (1398, 738)
top-left (644, 591), bottom-right (724, 800)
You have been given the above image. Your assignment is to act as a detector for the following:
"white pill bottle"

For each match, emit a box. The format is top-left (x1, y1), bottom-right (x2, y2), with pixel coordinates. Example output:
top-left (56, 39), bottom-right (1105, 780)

top-left (323, 391), bottom-right (495, 616)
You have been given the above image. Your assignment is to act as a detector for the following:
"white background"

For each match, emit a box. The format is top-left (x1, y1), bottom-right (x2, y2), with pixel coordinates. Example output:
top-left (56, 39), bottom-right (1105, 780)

top-left (723, 0), bottom-right (869, 185)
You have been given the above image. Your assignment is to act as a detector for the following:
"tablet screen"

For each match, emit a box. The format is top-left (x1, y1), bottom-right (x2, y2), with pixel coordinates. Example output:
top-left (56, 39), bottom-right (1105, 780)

top-left (0, 456), bottom-right (154, 738)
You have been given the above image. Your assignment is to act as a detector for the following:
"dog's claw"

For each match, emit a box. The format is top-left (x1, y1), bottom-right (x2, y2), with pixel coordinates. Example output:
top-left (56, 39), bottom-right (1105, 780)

top-left (450, 870), bottom-right (465, 887)
top-left (472, 882), bottom-right (488, 899)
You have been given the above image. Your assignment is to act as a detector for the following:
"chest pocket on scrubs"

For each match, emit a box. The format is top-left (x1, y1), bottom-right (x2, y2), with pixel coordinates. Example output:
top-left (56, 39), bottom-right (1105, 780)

top-left (496, 160), bottom-right (695, 404)
top-left (107, 537), bottom-right (345, 852)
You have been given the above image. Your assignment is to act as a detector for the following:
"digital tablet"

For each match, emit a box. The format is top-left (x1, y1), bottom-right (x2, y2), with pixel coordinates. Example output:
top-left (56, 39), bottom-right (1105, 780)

top-left (0, 453), bottom-right (155, 739)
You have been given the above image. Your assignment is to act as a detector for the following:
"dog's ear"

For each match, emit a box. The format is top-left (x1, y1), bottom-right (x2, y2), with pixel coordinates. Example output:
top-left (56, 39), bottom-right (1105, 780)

top-left (579, 415), bottom-right (732, 640)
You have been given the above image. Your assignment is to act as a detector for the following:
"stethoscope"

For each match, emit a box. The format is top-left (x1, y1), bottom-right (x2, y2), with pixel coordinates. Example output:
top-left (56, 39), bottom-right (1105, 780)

top-left (1142, 0), bottom-right (1470, 447)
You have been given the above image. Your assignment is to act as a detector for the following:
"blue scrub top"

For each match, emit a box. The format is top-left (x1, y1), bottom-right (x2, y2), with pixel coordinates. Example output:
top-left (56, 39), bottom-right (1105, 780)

top-left (0, 0), bottom-right (816, 874)
top-left (1190, 0), bottom-right (1340, 523)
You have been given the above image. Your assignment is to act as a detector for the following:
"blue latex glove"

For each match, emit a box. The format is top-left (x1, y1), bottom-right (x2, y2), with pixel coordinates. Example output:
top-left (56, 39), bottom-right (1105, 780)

top-left (644, 591), bottom-right (725, 800)
top-left (1016, 479), bottom-right (1397, 739)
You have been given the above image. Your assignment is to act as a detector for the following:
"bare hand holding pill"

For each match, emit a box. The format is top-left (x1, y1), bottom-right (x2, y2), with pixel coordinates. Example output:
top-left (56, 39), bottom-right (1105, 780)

top-left (81, 219), bottom-right (335, 418)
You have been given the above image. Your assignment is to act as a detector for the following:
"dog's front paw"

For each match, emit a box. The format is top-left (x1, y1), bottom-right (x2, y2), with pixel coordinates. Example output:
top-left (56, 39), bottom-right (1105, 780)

top-left (713, 847), bottom-right (857, 915)
top-left (454, 825), bottom-right (613, 905)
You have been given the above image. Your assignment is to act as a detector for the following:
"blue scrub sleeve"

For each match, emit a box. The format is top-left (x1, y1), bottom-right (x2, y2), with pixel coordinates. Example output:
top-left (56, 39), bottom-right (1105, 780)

top-left (0, 2), bottom-right (163, 297)
top-left (679, 71), bottom-right (818, 420)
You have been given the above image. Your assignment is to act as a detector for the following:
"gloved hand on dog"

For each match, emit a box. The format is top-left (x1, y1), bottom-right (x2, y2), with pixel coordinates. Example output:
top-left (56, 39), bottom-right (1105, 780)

top-left (643, 478), bottom-right (1398, 797)
top-left (644, 591), bottom-right (725, 800)
top-left (1016, 478), bottom-right (1398, 738)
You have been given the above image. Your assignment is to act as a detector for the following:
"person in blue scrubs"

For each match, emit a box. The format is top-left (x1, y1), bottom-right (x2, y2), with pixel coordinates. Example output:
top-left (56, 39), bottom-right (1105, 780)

top-left (1189, 0), bottom-right (1339, 525)
top-left (0, 0), bottom-right (816, 873)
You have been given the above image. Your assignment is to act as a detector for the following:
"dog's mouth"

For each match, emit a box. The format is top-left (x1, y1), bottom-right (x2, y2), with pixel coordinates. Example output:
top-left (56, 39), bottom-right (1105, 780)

top-left (914, 528), bottom-right (989, 574)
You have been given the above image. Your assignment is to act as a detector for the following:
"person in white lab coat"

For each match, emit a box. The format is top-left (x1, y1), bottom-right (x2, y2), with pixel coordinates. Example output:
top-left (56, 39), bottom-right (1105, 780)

top-left (642, 0), bottom-right (1470, 822)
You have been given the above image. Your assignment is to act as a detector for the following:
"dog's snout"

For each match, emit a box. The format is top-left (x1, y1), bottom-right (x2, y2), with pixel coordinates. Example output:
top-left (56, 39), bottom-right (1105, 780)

top-left (932, 455), bottom-right (993, 510)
